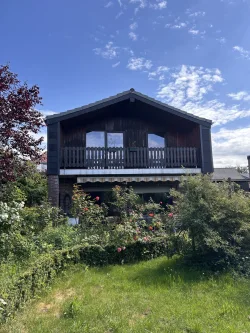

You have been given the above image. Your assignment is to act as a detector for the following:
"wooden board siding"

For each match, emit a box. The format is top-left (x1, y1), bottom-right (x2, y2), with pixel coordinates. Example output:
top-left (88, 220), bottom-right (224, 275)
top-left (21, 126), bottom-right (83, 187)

top-left (200, 125), bottom-right (214, 173)
top-left (61, 114), bottom-right (201, 149)
top-left (47, 122), bottom-right (60, 175)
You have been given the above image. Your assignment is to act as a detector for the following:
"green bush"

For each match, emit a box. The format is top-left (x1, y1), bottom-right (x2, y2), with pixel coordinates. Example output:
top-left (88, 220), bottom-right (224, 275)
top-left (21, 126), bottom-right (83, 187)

top-left (0, 238), bottom-right (168, 323)
top-left (171, 174), bottom-right (250, 268)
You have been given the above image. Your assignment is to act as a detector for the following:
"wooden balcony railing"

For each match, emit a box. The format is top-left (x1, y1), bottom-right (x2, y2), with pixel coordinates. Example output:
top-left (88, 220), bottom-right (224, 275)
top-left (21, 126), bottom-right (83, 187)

top-left (60, 147), bottom-right (200, 169)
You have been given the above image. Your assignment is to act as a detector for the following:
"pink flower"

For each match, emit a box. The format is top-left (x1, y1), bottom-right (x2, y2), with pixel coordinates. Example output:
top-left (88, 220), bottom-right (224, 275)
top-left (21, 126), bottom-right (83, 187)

top-left (117, 247), bottom-right (122, 253)
top-left (168, 213), bottom-right (173, 218)
top-left (95, 196), bottom-right (100, 201)
top-left (148, 213), bottom-right (154, 217)
top-left (122, 246), bottom-right (126, 250)
top-left (160, 201), bottom-right (163, 205)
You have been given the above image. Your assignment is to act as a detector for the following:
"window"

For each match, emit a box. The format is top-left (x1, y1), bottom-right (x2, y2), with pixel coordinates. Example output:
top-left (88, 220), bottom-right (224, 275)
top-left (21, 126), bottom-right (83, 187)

top-left (86, 131), bottom-right (105, 147)
top-left (148, 134), bottom-right (165, 148)
top-left (107, 133), bottom-right (123, 148)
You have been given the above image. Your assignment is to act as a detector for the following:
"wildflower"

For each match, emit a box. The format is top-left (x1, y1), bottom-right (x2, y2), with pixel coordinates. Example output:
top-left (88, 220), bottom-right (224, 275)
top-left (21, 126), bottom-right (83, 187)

top-left (148, 226), bottom-right (153, 231)
top-left (168, 213), bottom-right (173, 218)
top-left (117, 247), bottom-right (122, 253)
top-left (95, 196), bottom-right (100, 201)
top-left (148, 213), bottom-right (154, 217)
top-left (122, 246), bottom-right (126, 250)
top-left (84, 207), bottom-right (89, 211)
top-left (160, 201), bottom-right (163, 205)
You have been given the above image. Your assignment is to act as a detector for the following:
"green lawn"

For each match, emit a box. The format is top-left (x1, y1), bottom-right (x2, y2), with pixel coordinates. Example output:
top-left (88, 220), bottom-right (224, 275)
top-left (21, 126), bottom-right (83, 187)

top-left (1, 257), bottom-right (250, 333)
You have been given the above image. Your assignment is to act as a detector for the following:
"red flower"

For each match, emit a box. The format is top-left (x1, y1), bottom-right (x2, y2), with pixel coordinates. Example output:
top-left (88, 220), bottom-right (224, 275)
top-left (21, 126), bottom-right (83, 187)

top-left (117, 247), bottom-right (122, 253)
top-left (168, 213), bottom-right (173, 218)
top-left (95, 196), bottom-right (100, 201)
top-left (148, 213), bottom-right (154, 217)
top-left (148, 226), bottom-right (153, 231)
top-left (84, 207), bottom-right (89, 211)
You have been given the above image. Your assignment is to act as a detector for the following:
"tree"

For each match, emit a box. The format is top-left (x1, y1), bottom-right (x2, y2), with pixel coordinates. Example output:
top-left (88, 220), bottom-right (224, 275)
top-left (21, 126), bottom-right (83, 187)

top-left (0, 64), bottom-right (44, 182)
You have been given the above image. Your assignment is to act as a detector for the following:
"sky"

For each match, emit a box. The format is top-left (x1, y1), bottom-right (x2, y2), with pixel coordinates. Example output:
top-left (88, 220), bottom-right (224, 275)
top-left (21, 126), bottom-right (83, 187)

top-left (1, 0), bottom-right (250, 167)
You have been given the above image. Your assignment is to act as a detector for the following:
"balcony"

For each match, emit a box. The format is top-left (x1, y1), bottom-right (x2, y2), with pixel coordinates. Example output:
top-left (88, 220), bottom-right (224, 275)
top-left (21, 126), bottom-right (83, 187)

top-left (61, 147), bottom-right (200, 169)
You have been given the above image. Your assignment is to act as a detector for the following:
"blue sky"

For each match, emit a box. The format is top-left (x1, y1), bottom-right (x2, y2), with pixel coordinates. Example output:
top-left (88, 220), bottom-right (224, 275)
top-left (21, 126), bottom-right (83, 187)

top-left (1, 0), bottom-right (250, 166)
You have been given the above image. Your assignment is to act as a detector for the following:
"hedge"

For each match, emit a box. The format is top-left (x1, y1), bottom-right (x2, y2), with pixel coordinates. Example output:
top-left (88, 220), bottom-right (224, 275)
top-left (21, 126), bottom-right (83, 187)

top-left (0, 237), bottom-right (168, 323)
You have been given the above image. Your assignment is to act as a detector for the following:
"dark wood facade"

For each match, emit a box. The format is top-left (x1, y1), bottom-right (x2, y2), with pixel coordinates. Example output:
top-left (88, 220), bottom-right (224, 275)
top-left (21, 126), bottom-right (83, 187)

top-left (46, 90), bottom-right (214, 174)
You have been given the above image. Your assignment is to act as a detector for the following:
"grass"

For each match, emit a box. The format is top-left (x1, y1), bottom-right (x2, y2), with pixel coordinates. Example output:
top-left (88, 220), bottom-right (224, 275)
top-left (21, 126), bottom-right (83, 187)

top-left (1, 257), bottom-right (250, 333)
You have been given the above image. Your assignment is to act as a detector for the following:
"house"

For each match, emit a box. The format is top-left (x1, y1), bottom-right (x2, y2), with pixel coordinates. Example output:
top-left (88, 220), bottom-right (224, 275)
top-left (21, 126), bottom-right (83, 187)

top-left (212, 168), bottom-right (250, 192)
top-left (45, 88), bottom-right (214, 212)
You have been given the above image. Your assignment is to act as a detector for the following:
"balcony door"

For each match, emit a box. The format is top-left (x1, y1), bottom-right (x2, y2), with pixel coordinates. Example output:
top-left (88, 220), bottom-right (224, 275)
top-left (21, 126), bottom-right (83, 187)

top-left (106, 132), bottom-right (124, 169)
top-left (86, 131), bottom-right (124, 169)
top-left (148, 133), bottom-right (165, 168)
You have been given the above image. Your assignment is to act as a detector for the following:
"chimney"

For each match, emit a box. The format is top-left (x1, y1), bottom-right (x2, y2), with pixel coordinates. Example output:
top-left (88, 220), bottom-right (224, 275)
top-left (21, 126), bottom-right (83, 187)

top-left (247, 156), bottom-right (250, 177)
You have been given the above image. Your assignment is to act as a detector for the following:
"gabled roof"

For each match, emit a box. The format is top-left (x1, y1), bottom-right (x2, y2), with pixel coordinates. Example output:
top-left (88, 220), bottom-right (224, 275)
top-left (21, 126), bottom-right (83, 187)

top-left (213, 168), bottom-right (250, 182)
top-left (45, 88), bottom-right (212, 126)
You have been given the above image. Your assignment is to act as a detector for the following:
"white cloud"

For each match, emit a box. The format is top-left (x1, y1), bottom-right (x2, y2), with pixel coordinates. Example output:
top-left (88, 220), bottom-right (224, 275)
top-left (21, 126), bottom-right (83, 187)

top-left (228, 91), bottom-right (250, 101)
top-left (212, 127), bottom-right (250, 167)
top-left (94, 42), bottom-right (119, 59)
top-left (188, 29), bottom-right (206, 37)
top-left (129, 31), bottom-right (138, 41)
top-left (127, 57), bottom-right (153, 70)
top-left (233, 46), bottom-right (250, 59)
top-left (216, 37), bottom-right (226, 44)
top-left (130, 22), bottom-right (138, 30)
top-left (155, 65), bottom-right (250, 126)
top-left (148, 66), bottom-right (169, 80)
top-left (112, 61), bottom-right (121, 68)
top-left (150, 0), bottom-right (167, 10)
top-left (39, 110), bottom-right (57, 117)
top-left (188, 29), bottom-right (199, 35)
top-left (118, 0), bottom-right (122, 6)
top-left (105, 1), bottom-right (113, 8)
top-left (165, 22), bottom-right (187, 29)
top-left (187, 11), bottom-right (206, 17)
top-left (116, 11), bottom-right (124, 19)
top-left (130, 0), bottom-right (147, 8)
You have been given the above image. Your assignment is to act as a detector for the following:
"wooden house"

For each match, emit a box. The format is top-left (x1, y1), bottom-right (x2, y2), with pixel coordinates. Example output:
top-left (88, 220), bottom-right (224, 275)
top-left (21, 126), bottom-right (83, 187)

top-left (45, 88), bottom-right (213, 212)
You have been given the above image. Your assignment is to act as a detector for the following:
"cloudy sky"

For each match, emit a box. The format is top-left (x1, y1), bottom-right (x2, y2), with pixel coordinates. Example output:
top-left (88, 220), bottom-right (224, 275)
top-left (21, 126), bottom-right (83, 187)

top-left (1, 0), bottom-right (250, 167)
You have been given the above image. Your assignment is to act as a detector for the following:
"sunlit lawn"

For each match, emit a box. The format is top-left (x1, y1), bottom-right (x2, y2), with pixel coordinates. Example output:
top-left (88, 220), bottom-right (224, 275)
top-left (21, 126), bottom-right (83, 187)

top-left (1, 256), bottom-right (250, 333)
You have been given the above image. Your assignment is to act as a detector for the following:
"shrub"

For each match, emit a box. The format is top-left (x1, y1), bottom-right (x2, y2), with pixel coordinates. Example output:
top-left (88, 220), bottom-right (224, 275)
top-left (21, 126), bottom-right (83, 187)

top-left (170, 174), bottom-right (250, 268)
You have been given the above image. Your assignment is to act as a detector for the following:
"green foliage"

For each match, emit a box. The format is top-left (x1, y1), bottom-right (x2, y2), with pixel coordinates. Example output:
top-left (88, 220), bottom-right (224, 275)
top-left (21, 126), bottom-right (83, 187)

top-left (15, 162), bottom-right (48, 206)
top-left (0, 162), bottom-right (47, 207)
top-left (109, 185), bottom-right (141, 218)
top-left (0, 238), bottom-right (168, 323)
top-left (170, 174), bottom-right (250, 267)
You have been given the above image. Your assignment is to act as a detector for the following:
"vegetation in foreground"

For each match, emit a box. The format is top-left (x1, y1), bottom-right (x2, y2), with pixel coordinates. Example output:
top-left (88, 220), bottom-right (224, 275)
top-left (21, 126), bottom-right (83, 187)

top-left (1, 256), bottom-right (250, 333)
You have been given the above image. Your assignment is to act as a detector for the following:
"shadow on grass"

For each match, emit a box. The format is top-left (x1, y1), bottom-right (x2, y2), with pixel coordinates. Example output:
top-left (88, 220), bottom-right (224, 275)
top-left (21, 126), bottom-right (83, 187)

top-left (128, 256), bottom-right (216, 287)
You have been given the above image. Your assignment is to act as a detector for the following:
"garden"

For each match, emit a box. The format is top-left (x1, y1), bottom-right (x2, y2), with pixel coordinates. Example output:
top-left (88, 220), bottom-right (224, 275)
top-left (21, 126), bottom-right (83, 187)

top-left (1, 64), bottom-right (250, 332)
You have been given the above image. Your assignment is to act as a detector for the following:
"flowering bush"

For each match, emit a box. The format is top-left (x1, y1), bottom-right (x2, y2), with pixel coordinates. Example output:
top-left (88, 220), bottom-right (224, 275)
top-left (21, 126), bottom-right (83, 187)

top-left (71, 185), bottom-right (107, 228)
